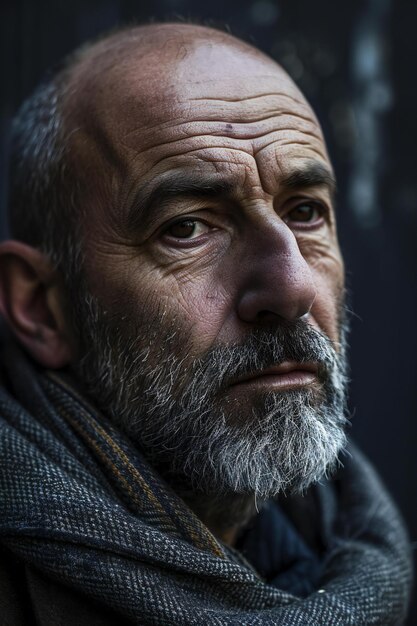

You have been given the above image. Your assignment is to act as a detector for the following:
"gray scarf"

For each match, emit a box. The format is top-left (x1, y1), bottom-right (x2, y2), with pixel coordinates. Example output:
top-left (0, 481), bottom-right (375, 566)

top-left (0, 340), bottom-right (413, 625)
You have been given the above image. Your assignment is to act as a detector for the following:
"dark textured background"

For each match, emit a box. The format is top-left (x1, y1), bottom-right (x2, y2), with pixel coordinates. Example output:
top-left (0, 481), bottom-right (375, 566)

top-left (1, 0), bottom-right (416, 621)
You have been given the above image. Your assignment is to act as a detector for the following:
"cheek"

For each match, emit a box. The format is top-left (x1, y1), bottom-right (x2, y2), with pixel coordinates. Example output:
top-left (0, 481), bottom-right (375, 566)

top-left (309, 253), bottom-right (345, 343)
top-left (297, 235), bottom-right (344, 333)
top-left (87, 242), bottom-right (237, 357)
top-left (166, 273), bottom-right (235, 353)
top-left (111, 265), bottom-right (235, 356)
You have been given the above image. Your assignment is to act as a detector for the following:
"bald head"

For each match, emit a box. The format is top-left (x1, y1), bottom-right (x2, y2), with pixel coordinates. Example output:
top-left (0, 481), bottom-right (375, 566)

top-left (54, 24), bottom-right (325, 250)
top-left (8, 22), bottom-right (329, 291)
top-left (66, 23), bottom-right (306, 133)
top-left (68, 23), bottom-right (282, 92)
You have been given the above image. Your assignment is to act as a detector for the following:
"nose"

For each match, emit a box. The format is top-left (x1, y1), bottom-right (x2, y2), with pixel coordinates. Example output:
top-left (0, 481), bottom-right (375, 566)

top-left (236, 221), bottom-right (316, 324)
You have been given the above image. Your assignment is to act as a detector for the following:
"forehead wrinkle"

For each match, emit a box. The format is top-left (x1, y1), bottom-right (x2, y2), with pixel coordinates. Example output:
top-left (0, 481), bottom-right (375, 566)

top-left (117, 81), bottom-right (322, 160)
top-left (253, 134), bottom-right (328, 160)
top-left (120, 103), bottom-right (324, 158)
top-left (64, 26), bottom-right (330, 233)
top-left (119, 125), bottom-right (328, 200)
top-left (190, 91), bottom-right (305, 105)
top-left (121, 126), bottom-right (322, 161)
top-left (66, 30), bottom-right (319, 159)
top-left (122, 110), bottom-right (317, 143)
top-left (178, 90), bottom-right (315, 124)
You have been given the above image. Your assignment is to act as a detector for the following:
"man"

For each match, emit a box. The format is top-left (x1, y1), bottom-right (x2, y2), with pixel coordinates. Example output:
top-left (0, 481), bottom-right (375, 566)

top-left (0, 22), bottom-right (412, 625)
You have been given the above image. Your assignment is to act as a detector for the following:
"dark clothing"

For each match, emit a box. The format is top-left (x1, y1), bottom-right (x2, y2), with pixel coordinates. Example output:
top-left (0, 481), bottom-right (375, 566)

top-left (236, 499), bottom-right (322, 598)
top-left (0, 338), bottom-right (413, 625)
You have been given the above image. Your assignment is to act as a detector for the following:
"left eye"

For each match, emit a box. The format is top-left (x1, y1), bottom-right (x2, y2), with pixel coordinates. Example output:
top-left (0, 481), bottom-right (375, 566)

top-left (164, 219), bottom-right (209, 239)
top-left (286, 203), bottom-right (323, 224)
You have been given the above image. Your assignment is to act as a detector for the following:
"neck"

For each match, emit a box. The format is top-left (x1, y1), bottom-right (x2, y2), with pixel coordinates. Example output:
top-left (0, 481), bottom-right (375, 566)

top-left (186, 492), bottom-right (258, 545)
top-left (164, 474), bottom-right (259, 545)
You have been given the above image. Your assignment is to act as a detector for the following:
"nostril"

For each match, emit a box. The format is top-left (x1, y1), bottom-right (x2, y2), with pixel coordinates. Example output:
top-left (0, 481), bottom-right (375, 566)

top-left (236, 269), bottom-right (316, 324)
top-left (256, 310), bottom-right (280, 323)
top-left (236, 224), bottom-right (316, 324)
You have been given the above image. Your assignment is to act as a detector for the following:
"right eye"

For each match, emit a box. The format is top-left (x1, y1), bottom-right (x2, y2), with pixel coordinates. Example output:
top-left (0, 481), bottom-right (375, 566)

top-left (164, 219), bottom-right (210, 240)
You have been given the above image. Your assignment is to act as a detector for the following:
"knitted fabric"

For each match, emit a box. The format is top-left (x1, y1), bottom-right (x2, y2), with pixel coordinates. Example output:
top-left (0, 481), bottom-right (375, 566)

top-left (0, 341), bottom-right (413, 625)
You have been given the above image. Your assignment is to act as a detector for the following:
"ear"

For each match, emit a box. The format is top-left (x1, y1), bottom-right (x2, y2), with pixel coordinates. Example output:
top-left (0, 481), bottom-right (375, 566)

top-left (0, 240), bottom-right (74, 368)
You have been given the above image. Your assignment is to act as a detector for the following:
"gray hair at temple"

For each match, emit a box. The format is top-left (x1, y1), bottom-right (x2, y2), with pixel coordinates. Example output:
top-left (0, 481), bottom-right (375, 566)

top-left (7, 21), bottom-right (222, 289)
top-left (7, 61), bottom-right (84, 286)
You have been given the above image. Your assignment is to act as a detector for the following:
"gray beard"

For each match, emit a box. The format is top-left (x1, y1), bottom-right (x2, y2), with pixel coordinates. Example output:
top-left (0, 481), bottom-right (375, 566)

top-left (73, 293), bottom-right (349, 500)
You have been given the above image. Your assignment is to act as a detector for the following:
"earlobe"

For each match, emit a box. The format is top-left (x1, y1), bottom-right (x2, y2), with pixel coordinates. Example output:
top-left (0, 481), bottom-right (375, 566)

top-left (0, 240), bottom-right (74, 369)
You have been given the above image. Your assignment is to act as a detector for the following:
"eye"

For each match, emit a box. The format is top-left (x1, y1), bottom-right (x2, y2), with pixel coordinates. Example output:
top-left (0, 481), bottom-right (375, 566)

top-left (286, 202), bottom-right (324, 225)
top-left (164, 218), bottom-right (210, 240)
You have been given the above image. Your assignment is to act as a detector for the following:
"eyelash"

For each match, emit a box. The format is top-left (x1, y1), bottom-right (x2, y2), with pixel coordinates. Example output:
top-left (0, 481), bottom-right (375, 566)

top-left (160, 217), bottom-right (213, 247)
top-left (284, 200), bottom-right (327, 228)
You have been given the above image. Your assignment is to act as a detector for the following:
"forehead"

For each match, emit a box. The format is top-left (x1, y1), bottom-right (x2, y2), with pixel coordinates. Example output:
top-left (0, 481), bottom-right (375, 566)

top-left (70, 36), bottom-right (331, 213)
top-left (88, 39), bottom-right (321, 136)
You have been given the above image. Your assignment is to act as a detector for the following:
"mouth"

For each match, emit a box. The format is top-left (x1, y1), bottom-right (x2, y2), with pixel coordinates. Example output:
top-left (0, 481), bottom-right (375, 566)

top-left (229, 361), bottom-right (320, 392)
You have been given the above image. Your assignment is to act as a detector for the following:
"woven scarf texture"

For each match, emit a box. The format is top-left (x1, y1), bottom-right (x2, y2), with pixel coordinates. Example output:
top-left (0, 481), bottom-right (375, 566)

top-left (0, 339), bottom-right (413, 625)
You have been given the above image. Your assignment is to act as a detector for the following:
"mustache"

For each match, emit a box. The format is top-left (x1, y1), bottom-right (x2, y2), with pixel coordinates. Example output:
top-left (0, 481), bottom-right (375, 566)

top-left (186, 319), bottom-right (344, 393)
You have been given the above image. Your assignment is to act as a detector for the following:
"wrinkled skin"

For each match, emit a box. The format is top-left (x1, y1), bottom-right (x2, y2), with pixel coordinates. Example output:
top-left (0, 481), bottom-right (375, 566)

top-left (58, 26), bottom-right (346, 543)
top-left (66, 26), bottom-right (344, 366)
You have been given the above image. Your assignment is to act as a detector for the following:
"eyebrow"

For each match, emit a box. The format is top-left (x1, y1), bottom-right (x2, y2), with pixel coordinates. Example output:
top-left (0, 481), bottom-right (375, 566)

top-left (125, 173), bottom-right (235, 232)
top-left (280, 161), bottom-right (337, 197)
top-left (125, 161), bottom-right (336, 232)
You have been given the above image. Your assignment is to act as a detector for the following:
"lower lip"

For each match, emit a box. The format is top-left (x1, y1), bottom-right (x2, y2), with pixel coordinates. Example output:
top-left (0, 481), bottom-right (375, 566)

top-left (230, 371), bottom-right (318, 392)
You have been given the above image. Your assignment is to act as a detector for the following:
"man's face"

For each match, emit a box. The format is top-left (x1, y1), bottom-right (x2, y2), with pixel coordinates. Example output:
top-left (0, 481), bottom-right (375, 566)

top-left (69, 31), bottom-right (347, 497)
